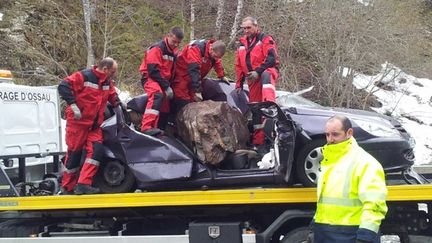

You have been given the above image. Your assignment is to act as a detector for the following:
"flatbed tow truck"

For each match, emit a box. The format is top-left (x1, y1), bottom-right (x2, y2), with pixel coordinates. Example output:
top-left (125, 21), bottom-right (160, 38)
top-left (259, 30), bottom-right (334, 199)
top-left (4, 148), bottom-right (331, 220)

top-left (0, 166), bottom-right (432, 243)
top-left (1, 74), bottom-right (431, 242)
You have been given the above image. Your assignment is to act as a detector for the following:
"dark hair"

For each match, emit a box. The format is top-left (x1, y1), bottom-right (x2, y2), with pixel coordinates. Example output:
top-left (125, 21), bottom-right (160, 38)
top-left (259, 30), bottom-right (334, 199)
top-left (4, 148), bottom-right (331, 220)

top-left (328, 115), bottom-right (352, 132)
top-left (211, 40), bottom-right (226, 54)
top-left (98, 57), bottom-right (116, 69)
top-left (170, 27), bottom-right (184, 40)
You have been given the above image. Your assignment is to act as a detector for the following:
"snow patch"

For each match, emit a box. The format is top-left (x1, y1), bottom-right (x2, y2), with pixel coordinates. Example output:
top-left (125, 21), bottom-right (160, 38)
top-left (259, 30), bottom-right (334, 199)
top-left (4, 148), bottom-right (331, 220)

top-left (358, 0), bottom-right (372, 6)
top-left (0, 13), bottom-right (3, 21)
top-left (353, 63), bottom-right (432, 165)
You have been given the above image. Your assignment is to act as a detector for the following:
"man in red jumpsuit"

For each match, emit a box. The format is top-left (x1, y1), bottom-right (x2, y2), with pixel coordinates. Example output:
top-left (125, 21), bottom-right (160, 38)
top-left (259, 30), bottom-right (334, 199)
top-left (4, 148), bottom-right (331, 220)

top-left (58, 57), bottom-right (121, 194)
top-left (171, 39), bottom-right (227, 111)
top-left (235, 16), bottom-right (279, 150)
top-left (139, 27), bottom-right (184, 135)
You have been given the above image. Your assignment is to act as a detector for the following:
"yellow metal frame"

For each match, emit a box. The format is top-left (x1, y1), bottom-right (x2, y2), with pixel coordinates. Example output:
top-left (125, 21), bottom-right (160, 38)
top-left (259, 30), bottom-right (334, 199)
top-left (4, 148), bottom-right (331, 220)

top-left (0, 185), bottom-right (431, 211)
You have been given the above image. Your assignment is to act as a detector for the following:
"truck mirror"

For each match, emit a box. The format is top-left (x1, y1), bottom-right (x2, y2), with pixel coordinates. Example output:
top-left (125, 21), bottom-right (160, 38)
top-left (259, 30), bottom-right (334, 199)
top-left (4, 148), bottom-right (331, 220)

top-left (2, 159), bottom-right (14, 168)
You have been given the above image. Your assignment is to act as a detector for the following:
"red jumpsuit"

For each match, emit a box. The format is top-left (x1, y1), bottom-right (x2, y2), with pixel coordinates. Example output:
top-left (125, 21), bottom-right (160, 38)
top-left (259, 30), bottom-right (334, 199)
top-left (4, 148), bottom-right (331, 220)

top-left (171, 39), bottom-right (225, 105)
top-left (58, 66), bottom-right (120, 191)
top-left (235, 32), bottom-right (279, 145)
top-left (139, 38), bottom-right (178, 131)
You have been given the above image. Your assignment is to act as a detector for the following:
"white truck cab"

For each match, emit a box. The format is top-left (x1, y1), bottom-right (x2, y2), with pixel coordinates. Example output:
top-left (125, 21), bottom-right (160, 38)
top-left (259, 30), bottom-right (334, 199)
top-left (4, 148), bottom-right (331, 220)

top-left (0, 70), bottom-right (63, 182)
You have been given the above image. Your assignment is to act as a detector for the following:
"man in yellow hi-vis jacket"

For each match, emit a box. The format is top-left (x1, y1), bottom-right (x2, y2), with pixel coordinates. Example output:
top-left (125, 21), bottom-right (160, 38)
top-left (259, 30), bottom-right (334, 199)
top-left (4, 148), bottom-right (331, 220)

top-left (312, 115), bottom-right (388, 243)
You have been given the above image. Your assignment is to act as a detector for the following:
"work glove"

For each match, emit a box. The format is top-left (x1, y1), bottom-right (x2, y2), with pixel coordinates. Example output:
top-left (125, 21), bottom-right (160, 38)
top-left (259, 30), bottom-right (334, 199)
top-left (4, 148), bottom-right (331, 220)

top-left (165, 87), bottom-right (174, 100)
top-left (247, 71), bottom-right (259, 81)
top-left (70, 103), bottom-right (82, 120)
top-left (306, 231), bottom-right (314, 243)
top-left (219, 76), bottom-right (230, 85)
top-left (194, 92), bottom-right (203, 102)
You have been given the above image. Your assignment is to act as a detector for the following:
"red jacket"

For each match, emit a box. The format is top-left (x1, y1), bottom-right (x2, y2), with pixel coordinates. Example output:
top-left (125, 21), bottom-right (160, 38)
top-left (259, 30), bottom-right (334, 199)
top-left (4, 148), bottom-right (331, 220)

top-left (173, 39), bottom-right (224, 91)
top-left (235, 32), bottom-right (279, 88)
top-left (58, 66), bottom-right (119, 127)
top-left (139, 37), bottom-right (178, 90)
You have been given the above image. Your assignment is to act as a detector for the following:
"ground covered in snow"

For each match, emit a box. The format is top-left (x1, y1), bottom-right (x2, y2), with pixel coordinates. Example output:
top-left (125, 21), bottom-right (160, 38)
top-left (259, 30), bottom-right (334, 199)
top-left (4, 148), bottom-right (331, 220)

top-left (353, 64), bottom-right (432, 165)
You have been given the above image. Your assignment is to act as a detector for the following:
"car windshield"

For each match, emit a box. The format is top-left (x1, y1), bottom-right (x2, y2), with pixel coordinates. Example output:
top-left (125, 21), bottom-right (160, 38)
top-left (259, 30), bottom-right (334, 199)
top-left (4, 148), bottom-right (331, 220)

top-left (275, 91), bottom-right (322, 108)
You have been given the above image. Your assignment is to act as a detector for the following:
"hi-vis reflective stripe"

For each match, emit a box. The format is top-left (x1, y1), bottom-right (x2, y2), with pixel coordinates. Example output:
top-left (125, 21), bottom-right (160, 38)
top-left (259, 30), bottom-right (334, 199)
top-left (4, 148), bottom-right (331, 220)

top-left (162, 55), bottom-right (174, 61)
top-left (145, 109), bottom-right (160, 115)
top-left (85, 158), bottom-right (100, 167)
top-left (360, 221), bottom-right (380, 233)
top-left (319, 150), bottom-right (361, 207)
top-left (342, 152), bottom-right (359, 198)
top-left (263, 84), bottom-right (275, 91)
top-left (84, 82), bottom-right (99, 89)
top-left (189, 39), bottom-right (205, 46)
top-left (64, 167), bottom-right (79, 174)
top-left (253, 124), bottom-right (264, 130)
top-left (102, 85), bottom-right (110, 90)
top-left (318, 196), bottom-right (362, 207)
top-left (359, 192), bottom-right (386, 201)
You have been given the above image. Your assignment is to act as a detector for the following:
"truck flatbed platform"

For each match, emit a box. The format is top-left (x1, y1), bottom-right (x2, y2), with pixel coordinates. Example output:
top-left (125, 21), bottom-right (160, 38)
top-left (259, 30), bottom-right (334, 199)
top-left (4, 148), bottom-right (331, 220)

top-left (1, 184), bottom-right (432, 211)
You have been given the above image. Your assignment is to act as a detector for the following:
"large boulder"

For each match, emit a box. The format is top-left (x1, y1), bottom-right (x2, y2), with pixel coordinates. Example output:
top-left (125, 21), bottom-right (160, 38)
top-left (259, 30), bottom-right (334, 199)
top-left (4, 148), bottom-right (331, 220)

top-left (176, 100), bottom-right (250, 165)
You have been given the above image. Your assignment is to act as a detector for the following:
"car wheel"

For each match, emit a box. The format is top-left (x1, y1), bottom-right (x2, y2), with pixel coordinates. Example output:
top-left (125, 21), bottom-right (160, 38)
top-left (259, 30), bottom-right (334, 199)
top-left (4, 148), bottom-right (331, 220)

top-left (94, 159), bottom-right (136, 193)
top-left (280, 226), bottom-right (310, 243)
top-left (295, 139), bottom-right (325, 187)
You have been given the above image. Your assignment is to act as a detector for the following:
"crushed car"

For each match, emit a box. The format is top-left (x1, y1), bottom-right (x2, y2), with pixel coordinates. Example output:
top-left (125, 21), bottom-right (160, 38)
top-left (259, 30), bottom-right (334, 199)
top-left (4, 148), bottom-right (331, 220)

top-left (93, 79), bottom-right (421, 193)
top-left (96, 82), bottom-right (301, 193)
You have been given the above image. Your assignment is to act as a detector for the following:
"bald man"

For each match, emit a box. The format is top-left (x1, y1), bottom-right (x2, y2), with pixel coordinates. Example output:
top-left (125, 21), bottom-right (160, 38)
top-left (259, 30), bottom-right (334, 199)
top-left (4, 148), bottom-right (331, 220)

top-left (312, 115), bottom-right (388, 243)
top-left (58, 57), bottom-right (121, 194)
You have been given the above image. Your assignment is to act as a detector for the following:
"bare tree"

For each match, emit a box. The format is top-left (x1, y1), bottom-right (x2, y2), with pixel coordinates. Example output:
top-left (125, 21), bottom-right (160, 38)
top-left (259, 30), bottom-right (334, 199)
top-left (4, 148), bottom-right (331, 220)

top-left (3, 0), bottom-right (431, 94)
top-left (82, 0), bottom-right (95, 67)
top-left (215, 0), bottom-right (225, 39)
top-left (99, 0), bottom-right (116, 58)
top-left (270, 0), bottom-right (432, 109)
top-left (190, 0), bottom-right (196, 40)
top-left (228, 0), bottom-right (243, 47)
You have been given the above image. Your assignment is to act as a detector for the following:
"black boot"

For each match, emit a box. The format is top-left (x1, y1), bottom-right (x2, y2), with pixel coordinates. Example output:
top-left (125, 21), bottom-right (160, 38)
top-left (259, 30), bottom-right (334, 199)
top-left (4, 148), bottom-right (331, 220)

top-left (143, 128), bottom-right (163, 136)
top-left (59, 188), bottom-right (74, 195)
top-left (74, 184), bottom-right (101, 195)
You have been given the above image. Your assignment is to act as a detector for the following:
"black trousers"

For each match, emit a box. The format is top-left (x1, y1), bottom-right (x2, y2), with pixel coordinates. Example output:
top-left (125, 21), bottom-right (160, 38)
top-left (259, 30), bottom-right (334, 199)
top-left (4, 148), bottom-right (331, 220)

top-left (313, 223), bottom-right (380, 243)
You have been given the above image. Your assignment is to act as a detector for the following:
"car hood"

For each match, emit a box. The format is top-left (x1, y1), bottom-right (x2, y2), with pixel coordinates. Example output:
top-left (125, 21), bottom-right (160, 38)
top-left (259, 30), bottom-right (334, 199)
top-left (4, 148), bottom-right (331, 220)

top-left (290, 106), bottom-right (402, 127)
top-left (284, 104), bottom-right (415, 142)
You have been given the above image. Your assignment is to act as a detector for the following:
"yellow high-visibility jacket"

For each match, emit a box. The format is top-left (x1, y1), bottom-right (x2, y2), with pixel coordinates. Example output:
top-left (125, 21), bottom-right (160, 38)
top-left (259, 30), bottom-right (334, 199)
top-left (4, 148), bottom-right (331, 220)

top-left (314, 137), bottom-right (388, 233)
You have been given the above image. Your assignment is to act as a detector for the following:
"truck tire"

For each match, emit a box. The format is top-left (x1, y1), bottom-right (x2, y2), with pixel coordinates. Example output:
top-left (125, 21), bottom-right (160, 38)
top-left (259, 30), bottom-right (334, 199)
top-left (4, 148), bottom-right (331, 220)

top-left (295, 139), bottom-right (325, 187)
top-left (281, 226), bottom-right (310, 243)
top-left (94, 159), bottom-right (136, 193)
top-left (0, 219), bottom-right (41, 237)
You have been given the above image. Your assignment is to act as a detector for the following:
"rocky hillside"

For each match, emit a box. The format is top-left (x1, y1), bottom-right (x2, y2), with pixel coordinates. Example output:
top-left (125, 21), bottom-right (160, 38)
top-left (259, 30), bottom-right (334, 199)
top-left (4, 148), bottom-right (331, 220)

top-left (1, 0), bottom-right (431, 108)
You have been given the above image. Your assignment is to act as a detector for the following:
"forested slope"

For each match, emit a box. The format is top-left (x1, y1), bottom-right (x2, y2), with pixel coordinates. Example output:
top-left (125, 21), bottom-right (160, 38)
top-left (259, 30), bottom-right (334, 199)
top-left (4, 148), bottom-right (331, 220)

top-left (1, 0), bottom-right (431, 108)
